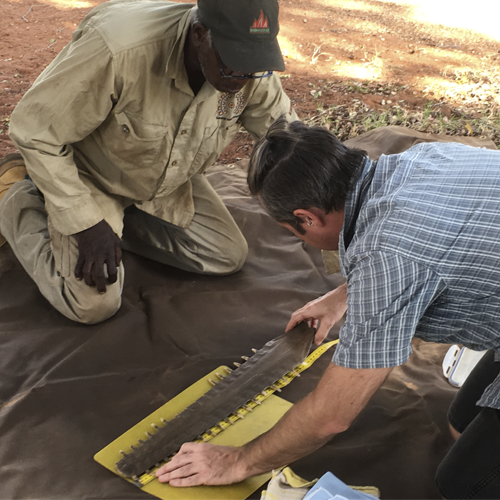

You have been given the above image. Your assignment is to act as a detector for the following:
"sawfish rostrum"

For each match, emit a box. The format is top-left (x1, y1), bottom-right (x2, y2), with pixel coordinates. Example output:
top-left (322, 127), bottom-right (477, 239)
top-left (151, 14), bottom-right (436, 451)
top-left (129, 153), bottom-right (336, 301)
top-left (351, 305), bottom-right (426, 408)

top-left (116, 322), bottom-right (316, 478)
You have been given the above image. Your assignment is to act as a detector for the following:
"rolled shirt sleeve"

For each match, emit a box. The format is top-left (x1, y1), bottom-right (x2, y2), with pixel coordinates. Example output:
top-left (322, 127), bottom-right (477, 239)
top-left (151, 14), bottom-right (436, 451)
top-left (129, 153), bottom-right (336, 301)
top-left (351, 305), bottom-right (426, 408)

top-left (333, 251), bottom-right (444, 369)
top-left (9, 25), bottom-right (117, 235)
top-left (239, 73), bottom-right (298, 140)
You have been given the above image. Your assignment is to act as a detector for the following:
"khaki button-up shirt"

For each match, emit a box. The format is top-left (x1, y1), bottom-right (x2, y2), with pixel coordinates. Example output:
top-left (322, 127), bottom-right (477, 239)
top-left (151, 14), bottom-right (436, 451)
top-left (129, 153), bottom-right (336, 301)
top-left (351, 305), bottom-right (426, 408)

top-left (9, 0), bottom-right (295, 235)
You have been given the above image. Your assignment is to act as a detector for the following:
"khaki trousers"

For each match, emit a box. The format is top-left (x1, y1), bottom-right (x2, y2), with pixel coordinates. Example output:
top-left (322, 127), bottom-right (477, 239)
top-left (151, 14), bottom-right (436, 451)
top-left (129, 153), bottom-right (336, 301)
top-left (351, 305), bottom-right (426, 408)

top-left (0, 175), bottom-right (247, 324)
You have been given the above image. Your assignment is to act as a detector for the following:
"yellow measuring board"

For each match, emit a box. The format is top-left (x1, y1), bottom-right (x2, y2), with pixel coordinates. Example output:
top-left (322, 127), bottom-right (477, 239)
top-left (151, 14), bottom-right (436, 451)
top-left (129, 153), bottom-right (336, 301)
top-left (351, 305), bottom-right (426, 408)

top-left (94, 339), bottom-right (338, 500)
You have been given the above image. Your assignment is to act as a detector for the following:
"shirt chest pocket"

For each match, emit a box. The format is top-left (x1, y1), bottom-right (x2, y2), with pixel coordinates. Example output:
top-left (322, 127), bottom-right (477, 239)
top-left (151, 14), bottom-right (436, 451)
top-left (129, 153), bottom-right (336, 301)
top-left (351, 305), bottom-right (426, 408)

top-left (98, 111), bottom-right (169, 170)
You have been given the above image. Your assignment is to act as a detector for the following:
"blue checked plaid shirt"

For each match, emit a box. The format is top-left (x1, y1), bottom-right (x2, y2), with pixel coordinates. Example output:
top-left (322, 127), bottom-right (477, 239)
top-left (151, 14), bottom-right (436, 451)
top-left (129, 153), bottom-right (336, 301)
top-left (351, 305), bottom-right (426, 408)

top-left (334, 142), bottom-right (500, 409)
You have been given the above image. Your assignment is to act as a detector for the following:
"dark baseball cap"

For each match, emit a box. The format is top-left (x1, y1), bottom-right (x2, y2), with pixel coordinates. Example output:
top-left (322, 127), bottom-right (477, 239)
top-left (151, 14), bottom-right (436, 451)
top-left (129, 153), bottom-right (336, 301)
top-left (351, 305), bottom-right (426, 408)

top-left (197, 0), bottom-right (285, 74)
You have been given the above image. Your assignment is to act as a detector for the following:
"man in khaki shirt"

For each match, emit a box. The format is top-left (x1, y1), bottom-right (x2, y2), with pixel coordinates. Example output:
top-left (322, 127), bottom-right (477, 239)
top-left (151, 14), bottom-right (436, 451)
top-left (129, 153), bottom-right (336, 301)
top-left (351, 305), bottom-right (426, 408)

top-left (0, 0), bottom-right (295, 324)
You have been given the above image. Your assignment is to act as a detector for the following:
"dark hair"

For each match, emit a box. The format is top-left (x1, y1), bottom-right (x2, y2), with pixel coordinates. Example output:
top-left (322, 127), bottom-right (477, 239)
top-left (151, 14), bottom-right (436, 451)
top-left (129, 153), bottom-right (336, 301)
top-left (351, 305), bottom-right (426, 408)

top-left (247, 117), bottom-right (367, 233)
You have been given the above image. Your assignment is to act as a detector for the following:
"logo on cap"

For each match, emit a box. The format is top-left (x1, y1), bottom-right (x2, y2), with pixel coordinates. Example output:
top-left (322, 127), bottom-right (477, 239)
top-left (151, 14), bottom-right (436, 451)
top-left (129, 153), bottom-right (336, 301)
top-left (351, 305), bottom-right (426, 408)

top-left (250, 10), bottom-right (270, 34)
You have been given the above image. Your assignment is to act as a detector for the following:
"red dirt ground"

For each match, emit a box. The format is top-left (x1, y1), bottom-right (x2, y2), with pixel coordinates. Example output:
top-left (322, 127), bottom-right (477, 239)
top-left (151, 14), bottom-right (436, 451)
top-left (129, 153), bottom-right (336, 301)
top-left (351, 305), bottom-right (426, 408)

top-left (1, 0), bottom-right (499, 161)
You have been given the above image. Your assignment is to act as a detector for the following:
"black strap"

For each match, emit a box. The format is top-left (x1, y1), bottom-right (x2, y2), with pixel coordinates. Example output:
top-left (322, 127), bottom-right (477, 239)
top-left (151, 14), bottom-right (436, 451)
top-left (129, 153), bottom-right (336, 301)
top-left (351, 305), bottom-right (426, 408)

top-left (344, 162), bottom-right (377, 250)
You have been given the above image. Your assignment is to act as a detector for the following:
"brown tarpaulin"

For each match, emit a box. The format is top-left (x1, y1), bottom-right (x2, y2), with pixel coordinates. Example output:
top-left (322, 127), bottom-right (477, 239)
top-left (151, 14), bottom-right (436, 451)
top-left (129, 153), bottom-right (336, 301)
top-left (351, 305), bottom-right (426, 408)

top-left (0, 127), bottom-right (497, 499)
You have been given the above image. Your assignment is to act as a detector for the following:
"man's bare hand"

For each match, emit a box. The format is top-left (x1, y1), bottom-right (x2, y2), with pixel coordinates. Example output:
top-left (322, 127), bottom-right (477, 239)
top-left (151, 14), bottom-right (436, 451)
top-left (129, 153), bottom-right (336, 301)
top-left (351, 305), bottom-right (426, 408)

top-left (156, 443), bottom-right (247, 487)
top-left (286, 282), bottom-right (347, 345)
top-left (74, 219), bottom-right (122, 293)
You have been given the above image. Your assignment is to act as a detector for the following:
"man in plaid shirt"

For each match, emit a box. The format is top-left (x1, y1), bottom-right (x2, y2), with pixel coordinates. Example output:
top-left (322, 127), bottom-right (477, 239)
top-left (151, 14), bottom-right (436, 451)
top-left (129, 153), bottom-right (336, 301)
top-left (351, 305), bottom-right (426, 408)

top-left (156, 118), bottom-right (500, 499)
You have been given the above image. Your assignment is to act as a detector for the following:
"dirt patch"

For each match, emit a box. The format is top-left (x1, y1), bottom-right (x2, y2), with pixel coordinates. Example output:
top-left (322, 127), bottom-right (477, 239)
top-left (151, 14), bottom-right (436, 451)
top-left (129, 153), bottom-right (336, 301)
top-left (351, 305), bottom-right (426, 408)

top-left (1, 0), bottom-right (499, 162)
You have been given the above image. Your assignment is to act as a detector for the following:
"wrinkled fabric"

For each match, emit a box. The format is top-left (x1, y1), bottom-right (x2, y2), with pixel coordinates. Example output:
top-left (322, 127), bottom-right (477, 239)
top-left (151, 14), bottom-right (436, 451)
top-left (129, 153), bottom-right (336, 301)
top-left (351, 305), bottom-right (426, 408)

top-left (0, 129), bottom-right (496, 499)
top-left (260, 467), bottom-right (318, 500)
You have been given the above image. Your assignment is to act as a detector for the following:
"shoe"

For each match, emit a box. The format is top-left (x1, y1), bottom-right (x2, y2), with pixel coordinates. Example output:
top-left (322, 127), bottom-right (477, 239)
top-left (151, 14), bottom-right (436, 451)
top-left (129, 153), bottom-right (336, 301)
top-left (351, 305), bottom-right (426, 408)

top-left (0, 153), bottom-right (27, 247)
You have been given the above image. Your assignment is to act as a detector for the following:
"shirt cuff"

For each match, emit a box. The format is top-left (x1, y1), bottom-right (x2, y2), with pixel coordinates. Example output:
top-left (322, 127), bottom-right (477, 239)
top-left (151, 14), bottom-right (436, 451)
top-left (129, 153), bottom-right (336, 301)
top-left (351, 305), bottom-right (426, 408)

top-left (46, 195), bottom-right (105, 235)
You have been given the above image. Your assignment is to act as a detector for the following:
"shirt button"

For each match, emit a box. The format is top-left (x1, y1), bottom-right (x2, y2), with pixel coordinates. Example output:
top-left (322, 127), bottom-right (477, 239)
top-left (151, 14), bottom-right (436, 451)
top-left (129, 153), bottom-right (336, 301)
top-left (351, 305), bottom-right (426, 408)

top-left (181, 130), bottom-right (187, 135)
top-left (123, 125), bottom-right (130, 133)
top-left (171, 161), bottom-right (177, 166)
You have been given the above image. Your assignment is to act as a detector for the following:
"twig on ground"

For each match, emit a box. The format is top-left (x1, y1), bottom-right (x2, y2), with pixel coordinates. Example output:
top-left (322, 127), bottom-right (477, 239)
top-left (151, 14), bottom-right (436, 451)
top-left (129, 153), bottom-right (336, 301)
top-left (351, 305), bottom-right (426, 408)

top-left (311, 45), bottom-right (323, 64)
top-left (21, 5), bottom-right (44, 23)
top-left (69, 12), bottom-right (88, 20)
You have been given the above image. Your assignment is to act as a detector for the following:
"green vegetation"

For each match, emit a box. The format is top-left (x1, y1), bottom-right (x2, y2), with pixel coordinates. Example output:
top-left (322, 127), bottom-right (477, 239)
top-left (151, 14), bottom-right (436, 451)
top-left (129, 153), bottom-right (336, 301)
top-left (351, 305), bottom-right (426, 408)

top-left (304, 76), bottom-right (500, 147)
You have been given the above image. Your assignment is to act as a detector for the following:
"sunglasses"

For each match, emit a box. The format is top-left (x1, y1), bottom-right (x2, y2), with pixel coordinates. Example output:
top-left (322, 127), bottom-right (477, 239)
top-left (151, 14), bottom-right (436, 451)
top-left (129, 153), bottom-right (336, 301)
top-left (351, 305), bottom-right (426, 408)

top-left (214, 45), bottom-right (273, 80)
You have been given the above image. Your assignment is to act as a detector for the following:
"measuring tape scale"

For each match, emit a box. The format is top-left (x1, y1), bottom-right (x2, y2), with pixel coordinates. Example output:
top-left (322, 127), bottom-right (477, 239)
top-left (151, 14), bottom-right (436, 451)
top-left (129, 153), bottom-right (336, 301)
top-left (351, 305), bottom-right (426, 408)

top-left (133, 339), bottom-right (339, 487)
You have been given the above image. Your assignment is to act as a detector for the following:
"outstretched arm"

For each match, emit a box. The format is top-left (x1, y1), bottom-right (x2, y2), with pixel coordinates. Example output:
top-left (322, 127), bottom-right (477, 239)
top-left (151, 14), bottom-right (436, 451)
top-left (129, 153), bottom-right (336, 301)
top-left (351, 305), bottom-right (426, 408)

top-left (156, 361), bottom-right (393, 487)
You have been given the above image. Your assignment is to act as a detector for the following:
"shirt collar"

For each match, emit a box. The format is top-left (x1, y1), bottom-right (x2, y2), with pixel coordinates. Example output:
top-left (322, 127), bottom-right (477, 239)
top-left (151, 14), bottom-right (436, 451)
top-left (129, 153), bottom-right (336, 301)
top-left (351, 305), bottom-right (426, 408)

top-left (339, 157), bottom-right (375, 267)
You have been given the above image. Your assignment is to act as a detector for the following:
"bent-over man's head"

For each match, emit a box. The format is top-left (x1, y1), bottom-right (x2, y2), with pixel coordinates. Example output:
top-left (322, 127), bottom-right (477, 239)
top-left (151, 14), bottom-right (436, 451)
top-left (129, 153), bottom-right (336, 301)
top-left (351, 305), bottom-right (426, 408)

top-left (248, 117), bottom-right (367, 250)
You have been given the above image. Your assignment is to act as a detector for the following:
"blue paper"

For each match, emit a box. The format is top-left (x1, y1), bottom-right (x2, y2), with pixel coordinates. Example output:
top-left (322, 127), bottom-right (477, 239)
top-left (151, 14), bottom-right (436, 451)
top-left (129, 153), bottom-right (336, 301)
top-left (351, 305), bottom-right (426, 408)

top-left (303, 472), bottom-right (378, 500)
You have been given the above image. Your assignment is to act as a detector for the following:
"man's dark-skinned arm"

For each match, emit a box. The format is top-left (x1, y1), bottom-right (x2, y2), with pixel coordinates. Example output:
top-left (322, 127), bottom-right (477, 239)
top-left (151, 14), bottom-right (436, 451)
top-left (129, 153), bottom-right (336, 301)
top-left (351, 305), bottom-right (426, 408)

top-left (156, 361), bottom-right (393, 486)
top-left (74, 219), bottom-right (122, 293)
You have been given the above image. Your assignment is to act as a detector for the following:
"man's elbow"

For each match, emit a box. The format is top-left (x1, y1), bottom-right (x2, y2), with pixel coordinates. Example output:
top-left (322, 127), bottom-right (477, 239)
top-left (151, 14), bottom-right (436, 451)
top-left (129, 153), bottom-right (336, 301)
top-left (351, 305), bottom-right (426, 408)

top-left (314, 417), bottom-right (352, 440)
